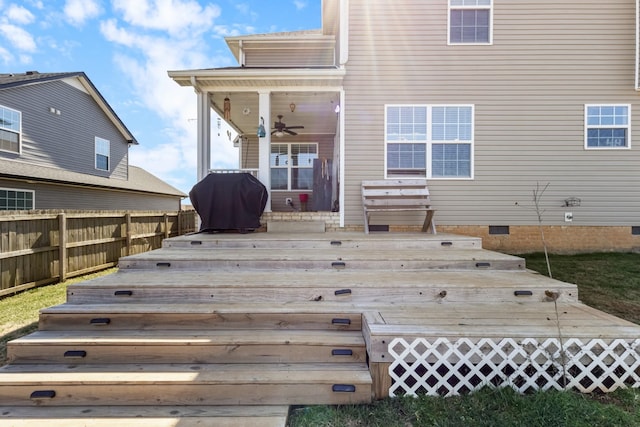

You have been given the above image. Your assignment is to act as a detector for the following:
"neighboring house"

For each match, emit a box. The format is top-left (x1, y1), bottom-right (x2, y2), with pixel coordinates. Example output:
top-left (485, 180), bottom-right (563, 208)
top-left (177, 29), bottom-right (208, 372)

top-left (0, 71), bottom-right (185, 211)
top-left (169, 0), bottom-right (640, 252)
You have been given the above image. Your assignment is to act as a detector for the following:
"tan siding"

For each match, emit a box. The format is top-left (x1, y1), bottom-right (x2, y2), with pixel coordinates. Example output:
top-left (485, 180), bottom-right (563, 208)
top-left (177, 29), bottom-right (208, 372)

top-left (245, 48), bottom-right (335, 67)
top-left (343, 0), bottom-right (640, 228)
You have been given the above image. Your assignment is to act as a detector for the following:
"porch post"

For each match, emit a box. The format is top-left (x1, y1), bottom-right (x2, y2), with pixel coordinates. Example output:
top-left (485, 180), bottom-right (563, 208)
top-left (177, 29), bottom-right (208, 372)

top-left (258, 90), bottom-right (272, 212)
top-left (196, 90), bottom-right (211, 182)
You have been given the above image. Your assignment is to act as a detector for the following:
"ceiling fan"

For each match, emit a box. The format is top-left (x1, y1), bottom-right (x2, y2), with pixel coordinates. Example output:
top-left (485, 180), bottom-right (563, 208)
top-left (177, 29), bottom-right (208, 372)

top-left (272, 115), bottom-right (304, 136)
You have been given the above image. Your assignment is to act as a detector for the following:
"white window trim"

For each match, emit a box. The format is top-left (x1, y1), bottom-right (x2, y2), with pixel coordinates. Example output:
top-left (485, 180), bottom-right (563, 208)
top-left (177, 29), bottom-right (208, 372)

top-left (95, 137), bottom-right (110, 171)
top-left (447, 0), bottom-right (494, 46)
top-left (384, 104), bottom-right (475, 180)
top-left (584, 104), bottom-right (632, 150)
top-left (270, 142), bottom-right (318, 191)
top-left (0, 187), bottom-right (35, 210)
top-left (0, 104), bottom-right (22, 154)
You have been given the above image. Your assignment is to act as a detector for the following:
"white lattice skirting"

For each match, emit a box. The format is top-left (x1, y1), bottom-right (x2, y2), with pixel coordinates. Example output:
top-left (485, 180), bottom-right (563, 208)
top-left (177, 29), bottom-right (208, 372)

top-left (388, 337), bottom-right (640, 397)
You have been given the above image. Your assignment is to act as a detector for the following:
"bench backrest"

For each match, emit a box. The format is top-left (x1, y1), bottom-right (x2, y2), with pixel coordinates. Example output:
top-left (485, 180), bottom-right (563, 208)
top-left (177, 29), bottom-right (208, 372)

top-left (361, 179), bottom-right (431, 210)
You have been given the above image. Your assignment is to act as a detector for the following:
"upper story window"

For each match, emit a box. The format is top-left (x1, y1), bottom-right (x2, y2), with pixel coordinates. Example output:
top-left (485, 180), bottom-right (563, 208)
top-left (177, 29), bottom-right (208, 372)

top-left (270, 143), bottom-right (318, 190)
top-left (385, 105), bottom-right (474, 179)
top-left (585, 105), bottom-right (630, 149)
top-left (95, 137), bottom-right (110, 171)
top-left (0, 188), bottom-right (34, 210)
top-left (449, 0), bottom-right (493, 45)
top-left (0, 104), bottom-right (22, 153)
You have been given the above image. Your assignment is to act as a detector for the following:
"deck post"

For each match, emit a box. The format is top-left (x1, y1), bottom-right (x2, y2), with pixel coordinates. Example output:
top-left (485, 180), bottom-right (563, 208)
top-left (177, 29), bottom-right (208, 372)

top-left (370, 362), bottom-right (391, 399)
top-left (258, 90), bottom-right (272, 212)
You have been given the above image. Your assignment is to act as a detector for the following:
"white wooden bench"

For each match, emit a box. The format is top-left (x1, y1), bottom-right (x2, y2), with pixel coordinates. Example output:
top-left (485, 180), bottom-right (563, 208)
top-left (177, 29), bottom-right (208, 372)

top-left (361, 179), bottom-right (436, 234)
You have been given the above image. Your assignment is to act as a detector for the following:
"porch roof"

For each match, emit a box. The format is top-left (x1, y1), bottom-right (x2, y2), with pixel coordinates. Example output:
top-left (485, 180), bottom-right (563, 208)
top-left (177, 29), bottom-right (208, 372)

top-left (167, 67), bottom-right (345, 92)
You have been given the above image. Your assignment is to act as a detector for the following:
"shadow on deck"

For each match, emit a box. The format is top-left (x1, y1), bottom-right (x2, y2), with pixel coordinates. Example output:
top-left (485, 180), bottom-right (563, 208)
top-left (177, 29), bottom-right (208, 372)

top-left (1, 232), bottom-right (638, 426)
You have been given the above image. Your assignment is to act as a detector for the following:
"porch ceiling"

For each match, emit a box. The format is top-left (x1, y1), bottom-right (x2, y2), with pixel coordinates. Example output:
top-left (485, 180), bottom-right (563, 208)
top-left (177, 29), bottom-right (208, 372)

top-left (168, 68), bottom-right (344, 137)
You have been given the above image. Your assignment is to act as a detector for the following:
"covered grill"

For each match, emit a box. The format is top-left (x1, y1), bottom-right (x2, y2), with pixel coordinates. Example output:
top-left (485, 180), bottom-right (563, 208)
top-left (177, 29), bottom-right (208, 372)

top-left (189, 173), bottom-right (268, 232)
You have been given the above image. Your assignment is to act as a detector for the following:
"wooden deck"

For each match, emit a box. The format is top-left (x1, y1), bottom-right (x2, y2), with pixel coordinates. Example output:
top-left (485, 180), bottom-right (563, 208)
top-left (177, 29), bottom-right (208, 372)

top-left (1, 231), bottom-right (639, 426)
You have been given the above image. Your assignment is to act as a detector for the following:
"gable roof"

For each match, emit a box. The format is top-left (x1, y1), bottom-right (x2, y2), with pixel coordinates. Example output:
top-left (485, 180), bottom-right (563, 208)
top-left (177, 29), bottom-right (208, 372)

top-left (0, 71), bottom-right (138, 145)
top-left (0, 158), bottom-right (186, 198)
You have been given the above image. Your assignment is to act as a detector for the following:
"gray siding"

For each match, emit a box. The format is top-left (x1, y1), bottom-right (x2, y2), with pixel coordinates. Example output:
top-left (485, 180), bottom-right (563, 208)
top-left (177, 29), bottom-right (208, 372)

top-left (0, 179), bottom-right (180, 211)
top-left (343, 0), bottom-right (640, 227)
top-left (0, 79), bottom-right (129, 180)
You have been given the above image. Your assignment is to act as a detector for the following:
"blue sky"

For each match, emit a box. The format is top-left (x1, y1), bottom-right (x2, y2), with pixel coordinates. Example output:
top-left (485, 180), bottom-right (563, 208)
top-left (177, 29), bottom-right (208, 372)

top-left (0, 0), bottom-right (321, 194)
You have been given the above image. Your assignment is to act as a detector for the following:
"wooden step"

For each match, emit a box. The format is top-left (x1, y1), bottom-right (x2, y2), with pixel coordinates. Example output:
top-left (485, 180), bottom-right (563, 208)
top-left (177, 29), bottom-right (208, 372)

top-left (8, 330), bottom-right (366, 365)
top-left (118, 248), bottom-right (525, 271)
top-left (39, 304), bottom-right (363, 331)
top-left (64, 269), bottom-right (577, 305)
top-left (164, 231), bottom-right (482, 250)
top-left (0, 363), bottom-right (373, 406)
top-left (0, 405), bottom-right (290, 427)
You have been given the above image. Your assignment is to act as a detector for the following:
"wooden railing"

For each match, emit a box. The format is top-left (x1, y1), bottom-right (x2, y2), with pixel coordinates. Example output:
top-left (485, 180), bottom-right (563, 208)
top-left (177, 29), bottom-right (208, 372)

top-left (0, 210), bottom-right (197, 296)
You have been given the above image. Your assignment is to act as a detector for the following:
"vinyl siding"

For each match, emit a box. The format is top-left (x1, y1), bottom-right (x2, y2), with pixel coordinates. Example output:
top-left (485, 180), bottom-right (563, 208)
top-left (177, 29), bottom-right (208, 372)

top-left (0, 79), bottom-right (129, 180)
top-left (245, 48), bottom-right (335, 67)
top-left (0, 179), bottom-right (180, 211)
top-left (343, 0), bottom-right (640, 227)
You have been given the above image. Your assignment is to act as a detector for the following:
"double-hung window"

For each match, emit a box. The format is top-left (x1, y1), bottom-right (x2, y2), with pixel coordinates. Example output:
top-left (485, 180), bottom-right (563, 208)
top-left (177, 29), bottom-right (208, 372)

top-left (270, 143), bottom-right (318, 190)
top-left (385, 105), bottom-right (474, 179)
top-left (0, 104), bottom-right (22, 153)
top-left (449, 0), bottom-right (493, 44)
top-left (95, 137), bottom-right (110, 171)
top-left (585, 105), bottom-right (630, 149)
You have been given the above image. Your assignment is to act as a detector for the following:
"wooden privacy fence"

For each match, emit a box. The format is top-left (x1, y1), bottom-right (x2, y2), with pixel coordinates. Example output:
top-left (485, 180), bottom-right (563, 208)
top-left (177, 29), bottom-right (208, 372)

top-left (0, 210), bottom-right (197, 296)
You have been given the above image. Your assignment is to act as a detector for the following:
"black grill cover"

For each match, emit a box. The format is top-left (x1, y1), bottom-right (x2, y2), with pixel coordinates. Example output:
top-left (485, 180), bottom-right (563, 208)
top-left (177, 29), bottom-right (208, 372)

top-left (189, 173), bottom-right (268, 232)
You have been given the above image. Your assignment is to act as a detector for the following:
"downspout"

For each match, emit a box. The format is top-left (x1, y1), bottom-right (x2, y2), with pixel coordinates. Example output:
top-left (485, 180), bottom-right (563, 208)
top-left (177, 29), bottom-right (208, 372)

top-left (339, 0), bottom-right (350, 66)
top-left (634, 0), bottom-right (640, 91)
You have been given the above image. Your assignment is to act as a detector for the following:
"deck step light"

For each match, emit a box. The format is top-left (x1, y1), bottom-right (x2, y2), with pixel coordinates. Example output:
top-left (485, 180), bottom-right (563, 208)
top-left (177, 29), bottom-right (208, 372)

top-left (30, 390), bottom-right (56, 400)
top-left (514, 290), bottom-right (533, 297)
top-left (114, 290), bottom-right (133, 296)
top-left (90, 318), bottom-right (111, 326)
top-left (331, 318), bottom-right (351, 325)
top-left (332, 384), bottom-right (356, 393)
top-left (331, 261), bottom-right (346, 269)
top-left (64, 350), bottom-right (87, 358)
top-left (334, 289), bottom-right (352, 296)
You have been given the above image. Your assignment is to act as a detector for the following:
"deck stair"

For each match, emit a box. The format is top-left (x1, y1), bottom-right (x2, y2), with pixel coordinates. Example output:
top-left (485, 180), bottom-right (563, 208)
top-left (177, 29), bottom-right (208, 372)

top-left (1, 232), bottom-right (639, 426)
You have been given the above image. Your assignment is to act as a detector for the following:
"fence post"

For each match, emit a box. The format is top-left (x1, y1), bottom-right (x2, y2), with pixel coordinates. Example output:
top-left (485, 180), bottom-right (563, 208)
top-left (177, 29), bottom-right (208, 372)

top-left (58, 213), bottom-right (67, 282)
top-left (125, 213), bottom-right (132, 256)
top-left (164, 214), bottom-right (170, 239)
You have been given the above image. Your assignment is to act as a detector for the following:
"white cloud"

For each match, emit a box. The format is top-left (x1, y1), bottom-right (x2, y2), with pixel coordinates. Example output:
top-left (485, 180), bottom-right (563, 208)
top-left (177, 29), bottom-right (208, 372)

top-left (63, 0), bottom-right (101, 26)
top-left (0, 23), bottom-right (36, 52)
top-left (7, 5), bottom-right (35, 25)
top-left (293, 1), bottom-right (308, 10)
top-left (112, 0), bottom-right (221, 37)
top-left (0, 46), bottom-right (12, 64)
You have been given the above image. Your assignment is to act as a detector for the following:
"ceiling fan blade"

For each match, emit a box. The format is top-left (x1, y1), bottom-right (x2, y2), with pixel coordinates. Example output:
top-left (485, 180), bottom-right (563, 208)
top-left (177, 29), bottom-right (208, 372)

top-left (284, 129), bottom-right (298, 135)
top-left (285, 125), bottom-right (304, 130)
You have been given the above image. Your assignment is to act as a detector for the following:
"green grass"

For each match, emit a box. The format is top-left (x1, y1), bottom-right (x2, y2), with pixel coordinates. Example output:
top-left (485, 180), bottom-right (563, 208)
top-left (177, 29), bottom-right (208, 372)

top-left (289, 387), bottom-right (640, 427)
top-left (288, 252), bottom-right (640, 427)
top-left (524, 252), bottom-right (640, 324)
top-left (0, 268), bottom-right (117, 365)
